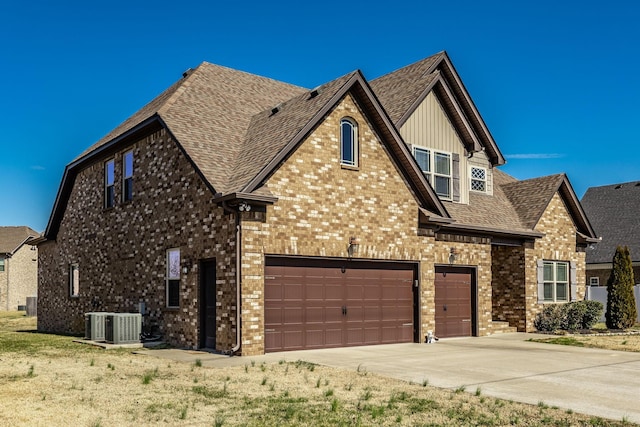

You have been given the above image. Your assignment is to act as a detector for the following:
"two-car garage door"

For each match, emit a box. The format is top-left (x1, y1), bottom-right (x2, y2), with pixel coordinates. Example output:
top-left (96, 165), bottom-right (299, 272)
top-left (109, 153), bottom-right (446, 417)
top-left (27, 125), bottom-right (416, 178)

top-left (264, 257), bottom-right (417, 352)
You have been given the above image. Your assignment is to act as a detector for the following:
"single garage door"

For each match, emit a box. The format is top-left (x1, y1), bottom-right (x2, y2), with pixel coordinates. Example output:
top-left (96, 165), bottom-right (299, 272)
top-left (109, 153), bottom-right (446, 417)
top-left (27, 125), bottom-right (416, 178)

top-left (434, 266), bottom-right (476, 338)
top-left (265, 257), bottom-right (417, 352)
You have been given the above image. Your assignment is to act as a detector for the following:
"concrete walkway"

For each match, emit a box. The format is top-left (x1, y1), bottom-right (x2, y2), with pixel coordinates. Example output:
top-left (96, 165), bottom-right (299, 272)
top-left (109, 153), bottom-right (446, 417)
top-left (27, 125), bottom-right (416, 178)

top-left (136, 333), bottom-right (640, 424)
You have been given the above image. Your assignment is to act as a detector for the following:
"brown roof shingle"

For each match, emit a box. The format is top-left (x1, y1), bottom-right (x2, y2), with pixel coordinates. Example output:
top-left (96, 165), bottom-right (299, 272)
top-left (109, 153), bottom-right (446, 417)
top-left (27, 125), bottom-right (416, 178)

top-left (0, 226), bottom-right (39, 254)
top-left (501, 174), bottom-right (565, 229)
top-left (370, 53), bottom-right (443, 124)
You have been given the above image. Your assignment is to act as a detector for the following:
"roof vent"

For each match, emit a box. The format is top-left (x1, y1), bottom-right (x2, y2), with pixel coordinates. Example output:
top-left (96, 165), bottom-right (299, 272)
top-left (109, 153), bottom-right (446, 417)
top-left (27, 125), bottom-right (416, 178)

top-left (615, 185), bottom-right (623, 189)
top-left (182, 68), bottom-right (193, 78)
top-left (635, 182), bottom-right (640, 187)
top-left (309, 86), bottom-right (322, 99)
top-left (271, 103), bottom-right (282, 115)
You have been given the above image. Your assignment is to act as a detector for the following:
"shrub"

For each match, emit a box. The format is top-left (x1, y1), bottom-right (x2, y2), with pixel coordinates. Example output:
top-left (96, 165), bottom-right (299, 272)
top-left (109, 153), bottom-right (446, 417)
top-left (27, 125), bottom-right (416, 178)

top-left (581, 300), bottom-right (604, 329)
top-left (562, 302), bottom-right (587, 331)
top-left (605, 246), bottom-right (637, 329)
top-left (534, 301), bottom-right (603, 332)
top-left (534, 305), bottom-right (563, 331)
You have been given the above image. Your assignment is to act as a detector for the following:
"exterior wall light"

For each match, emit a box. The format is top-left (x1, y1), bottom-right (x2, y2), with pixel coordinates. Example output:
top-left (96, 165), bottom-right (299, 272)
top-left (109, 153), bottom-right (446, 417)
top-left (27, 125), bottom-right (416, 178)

top-left (347, 237), bottom-right (360, 258)
top-left (448, 247), bottom-right (459, 265)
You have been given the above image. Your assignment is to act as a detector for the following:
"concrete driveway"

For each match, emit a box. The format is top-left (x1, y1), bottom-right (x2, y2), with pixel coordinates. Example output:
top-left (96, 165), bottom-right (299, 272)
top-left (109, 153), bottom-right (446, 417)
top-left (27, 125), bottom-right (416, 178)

top-left (138, 333), bottom-right (640, 423)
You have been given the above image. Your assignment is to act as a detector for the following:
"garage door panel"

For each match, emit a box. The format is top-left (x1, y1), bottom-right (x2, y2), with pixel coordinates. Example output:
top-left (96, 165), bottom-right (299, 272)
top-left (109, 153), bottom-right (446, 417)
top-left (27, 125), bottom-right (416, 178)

top-left (283, 307), bottom-right (303, 324)
top-left (265, 260), bottom-right (416, 352)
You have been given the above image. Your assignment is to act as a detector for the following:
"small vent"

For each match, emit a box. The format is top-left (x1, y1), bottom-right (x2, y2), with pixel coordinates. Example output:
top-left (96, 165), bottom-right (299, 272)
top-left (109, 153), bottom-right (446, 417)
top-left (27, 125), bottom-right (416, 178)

top-left (309, 87), bottom-right (322, 99)
top-left (615, 185), bottom-right (623, 189)
top-left (635, 182), bottom-right (640, 187)
top-left (182, 68), bottom-right (193, 78)
top-left (271, 103), bottom-right (282, 115)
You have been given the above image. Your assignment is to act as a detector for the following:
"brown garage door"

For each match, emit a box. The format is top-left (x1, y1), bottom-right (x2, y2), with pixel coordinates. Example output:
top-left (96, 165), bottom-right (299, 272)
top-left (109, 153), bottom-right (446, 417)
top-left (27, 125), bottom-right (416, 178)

top-left (265, 258), bottom-right (416, 352)
top-left (434, 266), bottom-right (476, 338)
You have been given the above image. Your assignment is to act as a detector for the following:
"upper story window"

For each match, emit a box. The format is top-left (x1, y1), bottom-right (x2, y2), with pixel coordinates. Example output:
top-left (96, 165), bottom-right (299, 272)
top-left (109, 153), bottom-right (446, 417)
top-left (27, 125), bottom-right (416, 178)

top-left (123, 151), bottom-right (134, 202)
top-left (413, 147), bottom-right (452, 200)
top-left (589, 277), bottom-right (599, 286)
top-left (340, 118), bottom-right (358, 167)
top-left (543, 261), bottom-right (569, 302)
top-left (0, 257), bottom-right (5, 272)
top-left (470, 167), bottom-right (487, 192)
top-left (105, 159), bottom-right (115, 208)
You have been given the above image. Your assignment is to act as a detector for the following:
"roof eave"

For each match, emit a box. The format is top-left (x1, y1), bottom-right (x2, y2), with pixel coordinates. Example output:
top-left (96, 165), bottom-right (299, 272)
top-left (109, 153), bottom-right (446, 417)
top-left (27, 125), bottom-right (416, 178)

top-left (241, 71), bottom-right (450, 219)
top-left (213, 192), bottom-right (278, 205)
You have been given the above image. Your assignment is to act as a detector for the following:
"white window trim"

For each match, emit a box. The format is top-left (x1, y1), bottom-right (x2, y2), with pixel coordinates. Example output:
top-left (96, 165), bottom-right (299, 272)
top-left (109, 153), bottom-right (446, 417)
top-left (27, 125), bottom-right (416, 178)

top-left (543, 261), bottom-right (569, 302)
top-left (340, 118), bottom-right (358, 167)
top-left (470, 166), bottom-right (487, 193)
top-left (412, 147), bottom-right (452, 200)
top-left (0, 256), bottom-right (5, 272)
top-left (166, 248), bottom-right (180, 308)
top-left (589, 276), bottom-right (599, 286)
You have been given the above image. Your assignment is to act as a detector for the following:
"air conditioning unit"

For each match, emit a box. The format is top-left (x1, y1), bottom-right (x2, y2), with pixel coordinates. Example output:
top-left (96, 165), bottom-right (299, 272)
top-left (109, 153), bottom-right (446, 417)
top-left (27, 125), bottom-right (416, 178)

top-left (85, 312), bottom-right (112, 341)
top-left (105, 313), bottom-right (142, 344)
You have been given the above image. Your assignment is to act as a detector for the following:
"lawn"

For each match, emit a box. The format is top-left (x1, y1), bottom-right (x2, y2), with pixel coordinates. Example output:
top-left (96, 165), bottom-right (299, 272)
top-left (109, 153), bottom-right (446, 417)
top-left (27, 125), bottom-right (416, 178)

top-left (530, 323), bottom-right (640, 352)
top-left (0, 312), bottom-right (636, 426)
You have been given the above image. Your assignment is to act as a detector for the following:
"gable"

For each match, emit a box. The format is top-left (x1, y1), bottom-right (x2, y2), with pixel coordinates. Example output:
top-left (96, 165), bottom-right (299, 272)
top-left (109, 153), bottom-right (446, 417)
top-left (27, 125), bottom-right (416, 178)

top-left (264, 93), bottom-right (425, 242)
top-left (400, 92), bottom-right (495, 204)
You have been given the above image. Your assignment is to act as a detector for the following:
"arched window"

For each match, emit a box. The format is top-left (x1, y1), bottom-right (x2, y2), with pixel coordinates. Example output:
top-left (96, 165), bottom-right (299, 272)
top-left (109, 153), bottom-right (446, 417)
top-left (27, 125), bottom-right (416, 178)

top-left (340, 118), bottom-right (358, 167)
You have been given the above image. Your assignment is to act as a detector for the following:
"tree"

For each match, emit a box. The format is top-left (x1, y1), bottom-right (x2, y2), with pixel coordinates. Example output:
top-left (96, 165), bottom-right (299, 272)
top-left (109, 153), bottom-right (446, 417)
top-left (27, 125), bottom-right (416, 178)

top-left (605, 246), bottom-right (637, 329)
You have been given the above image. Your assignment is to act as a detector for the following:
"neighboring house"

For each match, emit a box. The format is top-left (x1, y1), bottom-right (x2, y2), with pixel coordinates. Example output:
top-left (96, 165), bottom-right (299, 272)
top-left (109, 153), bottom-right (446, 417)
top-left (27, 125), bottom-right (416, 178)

top-left (0, 226), bottom-right (39, 311)
top-left (581, 181), bottom-right (640, 286)
top-left (37, 52), bottom-right (597, 355)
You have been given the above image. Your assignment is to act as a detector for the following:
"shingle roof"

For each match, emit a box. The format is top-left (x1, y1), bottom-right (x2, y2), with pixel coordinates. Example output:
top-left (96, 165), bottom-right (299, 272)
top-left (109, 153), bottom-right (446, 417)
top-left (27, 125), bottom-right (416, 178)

top-left (229, 72), bottom-right (357, 193)
top-left (501, 174), bottom-right (566, 229)
top-left (45, 53), bottom-right (596, 244)
top-left (369, 53), bottom-right (443, 124)
top-left (0, 226), bottom-right (39, 254)
top-left (78, 63), bottom-right (307, 194)
top-left (581, 181), bottom-right (640, 263)
top-left (443, 169), bottom-right (532, 233)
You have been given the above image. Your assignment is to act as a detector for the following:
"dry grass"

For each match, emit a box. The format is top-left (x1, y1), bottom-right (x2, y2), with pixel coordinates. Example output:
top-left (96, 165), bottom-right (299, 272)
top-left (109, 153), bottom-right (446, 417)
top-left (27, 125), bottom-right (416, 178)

top-left (0, 312), bottom-right (636, 426)
top-left (533, 333), bottom-right (640, 352)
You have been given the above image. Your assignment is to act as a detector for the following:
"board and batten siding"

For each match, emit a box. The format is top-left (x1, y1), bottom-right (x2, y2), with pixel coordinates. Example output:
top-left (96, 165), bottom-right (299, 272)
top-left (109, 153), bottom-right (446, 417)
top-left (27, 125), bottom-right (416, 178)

top-left (399, 92), bottom-right (494, 203)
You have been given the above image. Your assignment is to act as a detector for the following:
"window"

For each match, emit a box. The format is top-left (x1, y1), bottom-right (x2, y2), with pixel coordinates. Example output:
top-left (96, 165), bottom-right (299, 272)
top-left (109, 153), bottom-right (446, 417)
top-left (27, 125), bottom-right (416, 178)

top-left (414, 147), bottom-right (431, 175)
top-left (470, 167), bottom-right (487, 192)
top-left (412, 147), bottom-right (452, 199)
top-left (69, 264), bottom-right (80, 297)
top-left (166, 248), bottom-right (180, 308)
top-left (589, 277), bottom-right (599, 286)
top-left (543, 261), bottom-right (569, 302)
top-left (0, 257), bottom-right (4, 272)
top-left (105, 159), bottom-right (115, 208)
top-left (123, 151), bottom-right (133, 202)
top-left (340, 118), bottom-right (358, 167)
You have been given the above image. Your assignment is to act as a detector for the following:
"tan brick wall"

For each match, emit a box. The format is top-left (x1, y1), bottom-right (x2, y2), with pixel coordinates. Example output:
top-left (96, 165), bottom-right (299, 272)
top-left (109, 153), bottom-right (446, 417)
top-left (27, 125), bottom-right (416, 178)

top-left (38, 128), bottom-right (238, 349)
top-left (239, 94), bottom-right (494, 355)
top-left (523, 193), bottom-right (585, 331)
top-left (0, 245), bottom-right (38, 311)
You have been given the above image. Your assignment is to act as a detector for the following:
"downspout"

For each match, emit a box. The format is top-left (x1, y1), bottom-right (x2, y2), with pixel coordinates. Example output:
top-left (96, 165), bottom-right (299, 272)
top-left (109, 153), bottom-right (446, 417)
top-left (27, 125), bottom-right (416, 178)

top-left (231, 215), bottom-right (241, 355)
top-left (221, 200), bottom-right (242, 356)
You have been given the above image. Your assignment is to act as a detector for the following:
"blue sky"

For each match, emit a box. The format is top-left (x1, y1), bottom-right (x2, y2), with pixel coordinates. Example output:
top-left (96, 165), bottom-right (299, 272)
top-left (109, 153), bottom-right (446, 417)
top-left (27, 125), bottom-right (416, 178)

top-left (1, 0), bottom-right (638, 231)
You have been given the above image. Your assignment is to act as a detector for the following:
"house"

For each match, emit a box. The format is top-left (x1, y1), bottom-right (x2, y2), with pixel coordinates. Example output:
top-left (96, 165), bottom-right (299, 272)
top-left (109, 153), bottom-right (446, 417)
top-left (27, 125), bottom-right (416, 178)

top-left (581, 181), bottom-right (640, 286)
top-left (0, 226), bottom-right (39, 311)
top-left (37, 52), bottom-right (598, 355)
